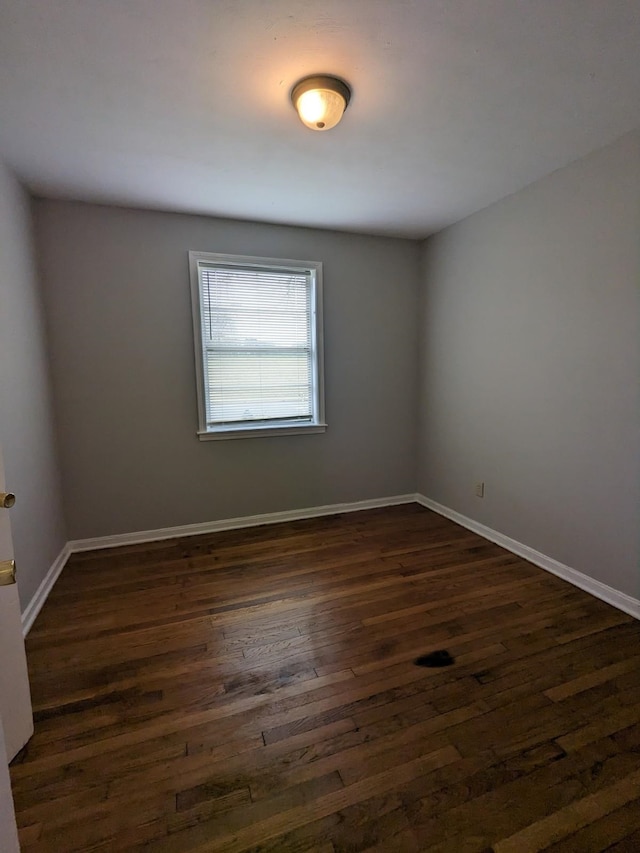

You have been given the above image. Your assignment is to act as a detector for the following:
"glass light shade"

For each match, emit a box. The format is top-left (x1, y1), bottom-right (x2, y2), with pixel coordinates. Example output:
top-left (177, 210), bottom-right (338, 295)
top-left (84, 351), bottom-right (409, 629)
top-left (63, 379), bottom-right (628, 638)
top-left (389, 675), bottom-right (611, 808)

top-left (295, 88), bottom-right (346, 131)
top-left (291, 76), bottom-right (351, 131)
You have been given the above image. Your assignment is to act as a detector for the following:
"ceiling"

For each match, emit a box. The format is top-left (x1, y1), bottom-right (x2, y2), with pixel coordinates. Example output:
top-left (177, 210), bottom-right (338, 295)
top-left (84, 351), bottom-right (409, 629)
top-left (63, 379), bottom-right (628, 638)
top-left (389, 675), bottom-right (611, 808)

top-left (1, 1), bottom-right (639, 239)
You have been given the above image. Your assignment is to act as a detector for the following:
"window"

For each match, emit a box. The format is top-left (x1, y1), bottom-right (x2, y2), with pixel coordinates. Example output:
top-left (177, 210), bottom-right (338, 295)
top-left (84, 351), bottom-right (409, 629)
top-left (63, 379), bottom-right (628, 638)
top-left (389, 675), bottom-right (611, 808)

top-left (189, 252), bottom-right (326, 440)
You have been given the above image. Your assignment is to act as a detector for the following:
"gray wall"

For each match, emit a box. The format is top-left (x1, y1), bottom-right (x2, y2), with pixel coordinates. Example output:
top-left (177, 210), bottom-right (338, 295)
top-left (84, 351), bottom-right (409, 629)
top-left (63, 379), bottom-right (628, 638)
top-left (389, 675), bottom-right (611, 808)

top-left (418, 130), bottom-right (640, 600)
top-left (0, 161), bottom-right (67, 610)
top-left (35, 201), bottom-right (421, 539)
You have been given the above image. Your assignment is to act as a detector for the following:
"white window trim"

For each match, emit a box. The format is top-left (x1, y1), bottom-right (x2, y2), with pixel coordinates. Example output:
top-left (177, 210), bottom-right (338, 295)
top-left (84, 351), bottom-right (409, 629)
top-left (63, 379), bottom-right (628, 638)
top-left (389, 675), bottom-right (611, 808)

top-left (189, 251), bottom-right (327, 441)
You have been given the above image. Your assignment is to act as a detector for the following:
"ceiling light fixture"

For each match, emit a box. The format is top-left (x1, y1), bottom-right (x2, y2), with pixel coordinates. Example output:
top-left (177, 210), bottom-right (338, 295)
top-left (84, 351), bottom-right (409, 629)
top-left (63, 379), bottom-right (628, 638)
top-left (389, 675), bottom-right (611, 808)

top-left (291, 75), bottom-right (351, 131)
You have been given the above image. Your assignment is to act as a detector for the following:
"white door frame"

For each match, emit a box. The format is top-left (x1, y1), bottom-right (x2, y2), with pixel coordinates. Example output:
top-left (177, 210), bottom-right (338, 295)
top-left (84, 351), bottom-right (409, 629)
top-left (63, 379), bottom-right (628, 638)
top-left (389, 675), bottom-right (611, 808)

top-left (0, 712), bottom-right (20, 852)
top-left (0, 438), bottom-right (33, 852)
top-left (0, 443), bottom-right (33, 760)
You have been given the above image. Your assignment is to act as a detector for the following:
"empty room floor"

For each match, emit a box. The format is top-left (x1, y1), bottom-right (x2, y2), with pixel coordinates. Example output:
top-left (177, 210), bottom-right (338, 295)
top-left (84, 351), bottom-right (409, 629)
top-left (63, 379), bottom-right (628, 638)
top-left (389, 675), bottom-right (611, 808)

top-left (9, 503), bottom-right (640, 852)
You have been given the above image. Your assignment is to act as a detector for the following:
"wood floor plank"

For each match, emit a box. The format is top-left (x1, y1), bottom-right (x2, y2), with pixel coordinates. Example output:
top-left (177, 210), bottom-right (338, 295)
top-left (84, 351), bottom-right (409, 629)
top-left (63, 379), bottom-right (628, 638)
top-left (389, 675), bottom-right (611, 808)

top-left (493, 767), bottom-right (640, 853)
top-left (542, 797), bottom-right (640, 852)
top-left (10, 504), bottom-right (640, 851)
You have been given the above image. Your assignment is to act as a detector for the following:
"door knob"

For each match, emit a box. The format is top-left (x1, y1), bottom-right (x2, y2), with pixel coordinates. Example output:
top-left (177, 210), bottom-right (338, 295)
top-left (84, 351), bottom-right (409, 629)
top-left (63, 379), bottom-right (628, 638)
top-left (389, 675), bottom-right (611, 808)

top-left (0, 492), bottom-right (16, 508)
top-left (0, 560), bottom-right (16, 585)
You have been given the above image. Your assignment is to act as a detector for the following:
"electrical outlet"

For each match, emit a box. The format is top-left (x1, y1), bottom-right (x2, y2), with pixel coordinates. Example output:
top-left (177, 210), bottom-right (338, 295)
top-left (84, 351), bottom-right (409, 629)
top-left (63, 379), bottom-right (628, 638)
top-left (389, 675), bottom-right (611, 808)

top-left (475, 482), bottom-right (485, 498)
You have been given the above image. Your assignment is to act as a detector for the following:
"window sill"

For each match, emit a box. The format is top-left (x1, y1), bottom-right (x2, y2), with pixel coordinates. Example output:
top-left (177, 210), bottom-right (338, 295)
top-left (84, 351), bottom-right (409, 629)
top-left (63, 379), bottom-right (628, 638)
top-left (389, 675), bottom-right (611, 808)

top-left (197, 423), bottom-right (328, 441)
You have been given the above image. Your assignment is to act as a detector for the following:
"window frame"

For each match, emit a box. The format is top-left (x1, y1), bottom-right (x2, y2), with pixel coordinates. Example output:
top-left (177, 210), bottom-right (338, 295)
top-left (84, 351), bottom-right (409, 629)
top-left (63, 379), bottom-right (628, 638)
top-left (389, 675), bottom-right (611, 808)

top-left (189, 251), bottom-right (326, 441)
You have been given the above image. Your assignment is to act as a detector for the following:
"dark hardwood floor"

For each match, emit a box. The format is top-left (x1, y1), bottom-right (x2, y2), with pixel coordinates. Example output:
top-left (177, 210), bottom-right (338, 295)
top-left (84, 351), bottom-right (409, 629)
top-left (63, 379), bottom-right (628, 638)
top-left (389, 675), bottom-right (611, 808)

top-left (10, 503), bottom-right (640, 851)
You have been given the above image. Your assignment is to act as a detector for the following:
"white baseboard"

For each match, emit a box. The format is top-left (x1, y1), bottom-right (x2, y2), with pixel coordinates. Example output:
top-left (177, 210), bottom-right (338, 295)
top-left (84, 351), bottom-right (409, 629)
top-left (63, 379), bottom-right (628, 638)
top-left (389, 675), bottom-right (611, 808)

top-left (24, 492), bottom-right (638, 635)
top-left (415, 494), bottom-right (640, 621)
top-left (67, 494), bottom-right (418, 553)
top-left (22, 494), bottom-right (415, 633)
top-left (21, 543), bottom-right (72, 636)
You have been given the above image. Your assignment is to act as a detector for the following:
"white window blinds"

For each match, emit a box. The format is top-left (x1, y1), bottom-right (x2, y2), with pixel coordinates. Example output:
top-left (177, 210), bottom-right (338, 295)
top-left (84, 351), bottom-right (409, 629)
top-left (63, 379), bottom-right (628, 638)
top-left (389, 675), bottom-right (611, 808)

top-left (196, 260), bottom-right (319, 429)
